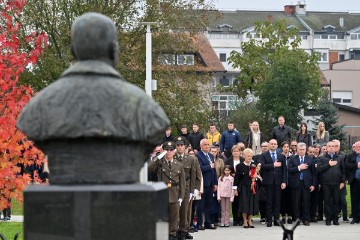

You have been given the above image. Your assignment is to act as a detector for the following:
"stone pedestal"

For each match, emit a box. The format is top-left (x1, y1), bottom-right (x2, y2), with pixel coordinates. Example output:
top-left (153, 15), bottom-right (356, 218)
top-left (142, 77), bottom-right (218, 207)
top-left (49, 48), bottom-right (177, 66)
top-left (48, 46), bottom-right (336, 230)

top-left (24, 183), bottom-right (168, 240)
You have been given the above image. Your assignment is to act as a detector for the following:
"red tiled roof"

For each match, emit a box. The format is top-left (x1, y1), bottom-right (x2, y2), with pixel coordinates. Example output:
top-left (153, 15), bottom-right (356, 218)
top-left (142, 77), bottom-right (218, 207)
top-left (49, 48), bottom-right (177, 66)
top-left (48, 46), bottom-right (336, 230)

top-left (154, 33), bottom-right (225, 73)
top-left (192, 34), bottom-right (226, 72)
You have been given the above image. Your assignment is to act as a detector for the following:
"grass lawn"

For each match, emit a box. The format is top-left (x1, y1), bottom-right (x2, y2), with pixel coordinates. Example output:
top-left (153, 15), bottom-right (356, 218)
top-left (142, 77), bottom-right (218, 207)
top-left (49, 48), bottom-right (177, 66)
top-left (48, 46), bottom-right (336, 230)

top-left (11, 200), bottom-right (23, 216)
top-left (0, 222), bottom-right (23, 240)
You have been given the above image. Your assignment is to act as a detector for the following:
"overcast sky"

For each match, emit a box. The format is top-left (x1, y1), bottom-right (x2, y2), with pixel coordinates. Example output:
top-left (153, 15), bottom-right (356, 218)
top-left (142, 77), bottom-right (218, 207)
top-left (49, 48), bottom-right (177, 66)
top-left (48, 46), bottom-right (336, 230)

top-left (213, 0), bottom-right (360, 12)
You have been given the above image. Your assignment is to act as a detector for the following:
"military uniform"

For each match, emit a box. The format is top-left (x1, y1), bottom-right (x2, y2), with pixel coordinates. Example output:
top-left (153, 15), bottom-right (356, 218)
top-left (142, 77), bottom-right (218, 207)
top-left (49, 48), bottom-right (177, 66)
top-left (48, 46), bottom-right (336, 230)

top-left (148, 141), bottom-right (185, 240)
top-left (173, 136), bottom-right (199, 239)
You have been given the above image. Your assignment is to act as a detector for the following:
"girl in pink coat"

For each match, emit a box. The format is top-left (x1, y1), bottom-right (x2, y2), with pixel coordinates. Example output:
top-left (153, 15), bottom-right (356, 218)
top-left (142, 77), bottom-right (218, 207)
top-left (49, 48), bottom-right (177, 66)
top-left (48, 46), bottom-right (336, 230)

top-left (217, 165), bottom-right (235, 227)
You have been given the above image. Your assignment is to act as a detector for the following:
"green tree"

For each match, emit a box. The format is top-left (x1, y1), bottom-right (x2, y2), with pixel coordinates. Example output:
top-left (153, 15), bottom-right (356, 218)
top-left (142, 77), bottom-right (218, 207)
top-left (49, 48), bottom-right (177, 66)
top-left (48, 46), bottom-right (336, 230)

top-left (227, 20), bottom-right (321, 128)
top-left (19, 0), bottom-right (217, 131)
top-left (220, 101), bottom-right (273, 141)
top-left (312, 91), bottom-right (347, 149)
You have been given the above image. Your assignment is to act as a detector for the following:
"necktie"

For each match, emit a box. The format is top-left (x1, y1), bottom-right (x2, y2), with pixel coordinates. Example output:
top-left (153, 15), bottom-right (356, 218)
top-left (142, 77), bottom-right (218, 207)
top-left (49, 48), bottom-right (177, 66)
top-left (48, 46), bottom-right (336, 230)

top-left (271, 152), bottom-right (276, 162)
top-left (168, 161), bottom-right (172, 170)
top-left (178, 155), bottom-right (182, 162)
top-left (356, 156), bottom-right (360, 179)
top-left (300, 157), bottom-right (304, 180)
top-left (206, 153), bottom-right (212, 164)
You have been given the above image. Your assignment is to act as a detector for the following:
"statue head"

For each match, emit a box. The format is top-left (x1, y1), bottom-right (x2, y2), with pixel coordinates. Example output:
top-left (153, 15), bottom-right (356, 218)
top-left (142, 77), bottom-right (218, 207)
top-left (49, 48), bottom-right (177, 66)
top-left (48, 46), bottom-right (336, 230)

top-left (71, 12), bottom-right (119, 67)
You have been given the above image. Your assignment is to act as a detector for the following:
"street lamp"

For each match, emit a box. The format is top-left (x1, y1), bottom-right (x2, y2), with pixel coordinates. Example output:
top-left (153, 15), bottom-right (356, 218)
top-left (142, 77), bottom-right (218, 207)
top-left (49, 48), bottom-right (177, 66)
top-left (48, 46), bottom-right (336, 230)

top-left (140, 22), bottom-right (157, 98)
top-left (139, 22), bottom-right (157, 184)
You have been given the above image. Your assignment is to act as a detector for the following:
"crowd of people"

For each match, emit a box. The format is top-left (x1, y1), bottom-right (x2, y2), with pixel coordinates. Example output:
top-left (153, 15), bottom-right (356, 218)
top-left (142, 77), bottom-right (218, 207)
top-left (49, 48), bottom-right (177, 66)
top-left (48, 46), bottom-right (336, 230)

top-left (149, 116), bottom-right (360, 240)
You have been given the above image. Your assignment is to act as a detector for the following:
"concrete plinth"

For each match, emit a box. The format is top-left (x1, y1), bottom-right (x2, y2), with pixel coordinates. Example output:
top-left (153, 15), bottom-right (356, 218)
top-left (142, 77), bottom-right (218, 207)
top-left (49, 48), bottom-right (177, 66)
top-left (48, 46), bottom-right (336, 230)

top-left (24, 183), bottom-right (168, 240)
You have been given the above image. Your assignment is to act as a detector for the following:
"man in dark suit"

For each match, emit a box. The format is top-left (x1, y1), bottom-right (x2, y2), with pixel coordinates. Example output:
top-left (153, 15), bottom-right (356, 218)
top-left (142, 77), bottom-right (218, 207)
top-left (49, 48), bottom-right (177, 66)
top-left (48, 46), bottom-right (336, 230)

top-left (288, 142), bottom-right (316, 226)
top-left (345, 141), bottom-right (360, 224)
top-left (271, 116), bottom-right (291, 153)
top-left (196, 139), bottom-right (218, 230)
top-left (260, 139), bottom-right (287, 227)
top-left (317, 141), bottom-right (346, 226)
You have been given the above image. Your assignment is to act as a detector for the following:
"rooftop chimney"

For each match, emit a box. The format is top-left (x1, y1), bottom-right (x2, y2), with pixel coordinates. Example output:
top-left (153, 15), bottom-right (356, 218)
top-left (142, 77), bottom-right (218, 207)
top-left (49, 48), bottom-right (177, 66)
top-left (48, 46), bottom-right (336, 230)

top-left (284, 1), bottom-right (306, 15)
top-left (284, 5), bottom-right (296, 15)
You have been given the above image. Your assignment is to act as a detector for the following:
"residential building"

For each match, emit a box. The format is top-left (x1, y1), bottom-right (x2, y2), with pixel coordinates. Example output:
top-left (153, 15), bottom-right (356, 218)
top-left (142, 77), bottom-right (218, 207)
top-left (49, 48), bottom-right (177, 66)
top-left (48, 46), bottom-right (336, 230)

top-left (333, 103), bottom-right (360, 145)
top-left (323, 59), bottom-right (360, 108)
top-left (205, 2), bottom-right (360, 116)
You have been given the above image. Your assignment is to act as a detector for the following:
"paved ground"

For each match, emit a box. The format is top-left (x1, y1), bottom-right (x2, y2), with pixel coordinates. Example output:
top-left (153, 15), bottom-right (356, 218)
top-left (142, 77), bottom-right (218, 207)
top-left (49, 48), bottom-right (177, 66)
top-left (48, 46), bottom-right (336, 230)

top-left (1, 215), bottom-right (23, 222)
top-left (191, 219), bottom-right (360, 240)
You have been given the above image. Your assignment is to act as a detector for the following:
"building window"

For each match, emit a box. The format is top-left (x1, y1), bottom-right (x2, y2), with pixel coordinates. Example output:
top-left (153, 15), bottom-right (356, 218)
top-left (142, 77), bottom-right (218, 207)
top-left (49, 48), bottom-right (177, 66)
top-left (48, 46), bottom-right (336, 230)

top-left (219, 76), bottom-right (230, 87)
top-left (350, 33), bottom-right (359, 40)
top-left (219, 53), bottom-right (227, 62)
top-left (339, 54), bottom-right (345, 61)
top-left (332, 91), bottom-right (352, 106)
top-left (212, 95), bottom-right (240, 117)
top-left (314, 34), bottom-right (340, 40)
top-left (316, 51), bottom-right (328, 62)
top-left (177, 54), bottom-right (194, 65)
top-left (301, 35), bottom-right (308, 40)
top-left (158, 54), bottom-right (176, 65)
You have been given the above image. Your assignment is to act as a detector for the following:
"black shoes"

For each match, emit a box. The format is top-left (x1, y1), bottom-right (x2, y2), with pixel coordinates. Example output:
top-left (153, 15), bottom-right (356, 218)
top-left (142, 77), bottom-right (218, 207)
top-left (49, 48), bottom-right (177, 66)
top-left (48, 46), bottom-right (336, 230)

top-left (302, 220), bottom-right (310, 226)
top-left (317, 216), bottom-right (324, 221)
top-left (185, 232), bottom-right (193, 239)
top-left (169, 235), bottom-right (177, 240)
top-left (267, 221), bottom-right (272, 227)
top-left (350, 219), bottom-right (360, 224)
top-left (197, 225), bottom-right (205, 230)
top-left (205, 224), bottom-right (216, 230)
top-left (326, 220), bottom-right (331, 226)
top-left (274, 221), bottom-right (280, 226)
top-left (333, 219), bottom-right (340, 225)
top-left (310, 217), bottom-right (318, 223)
top-left (233, 221), bottom-right (238, 226)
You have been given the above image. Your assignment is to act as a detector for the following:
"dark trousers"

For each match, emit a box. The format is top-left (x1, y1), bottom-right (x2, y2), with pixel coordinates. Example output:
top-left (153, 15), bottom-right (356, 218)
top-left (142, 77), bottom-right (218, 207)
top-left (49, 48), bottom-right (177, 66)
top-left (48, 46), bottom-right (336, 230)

top-left (197, 186), bottom-right (213, 226)
top-left (339, 187), bottom-right (348, 219)
top-left (2, 198), bottom-right (11, 219)
top-left (265, 184), bottom-right (281, 221)
top-left (350, 179), bottom-right (360, 221)
top-left (323, 184), bottom-right (340, 221)
top-left (281, 187), bottom-right (292, 217)
top-left (259, 200), bottom-right (266, 219)
top-left (310, 186), bottom-right (319, 219)
top-left (232, 195), bottom-right (240, 224)
top-left (292, 181), bottom-right (311, 221)
top-left (318, 187), bottom-right (324, 219)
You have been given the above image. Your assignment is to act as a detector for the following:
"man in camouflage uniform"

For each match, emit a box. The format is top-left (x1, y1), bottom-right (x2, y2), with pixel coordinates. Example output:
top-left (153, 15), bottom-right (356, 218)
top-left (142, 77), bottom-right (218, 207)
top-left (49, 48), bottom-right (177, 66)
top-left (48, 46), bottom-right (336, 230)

top-left (148, 141), bottom-right (185, 240)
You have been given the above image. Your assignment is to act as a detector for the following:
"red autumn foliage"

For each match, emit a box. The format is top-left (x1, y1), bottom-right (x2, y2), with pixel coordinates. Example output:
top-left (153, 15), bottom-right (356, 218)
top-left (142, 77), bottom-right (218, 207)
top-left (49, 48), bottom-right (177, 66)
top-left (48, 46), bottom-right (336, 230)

top-left (0, 0), bottom-right (47, 209)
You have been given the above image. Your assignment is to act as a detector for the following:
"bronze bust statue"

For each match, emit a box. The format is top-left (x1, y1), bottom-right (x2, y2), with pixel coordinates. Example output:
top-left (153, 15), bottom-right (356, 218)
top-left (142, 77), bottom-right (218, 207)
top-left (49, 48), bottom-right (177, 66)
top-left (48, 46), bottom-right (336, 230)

top-left (17, 13), bottom-right (169, 184)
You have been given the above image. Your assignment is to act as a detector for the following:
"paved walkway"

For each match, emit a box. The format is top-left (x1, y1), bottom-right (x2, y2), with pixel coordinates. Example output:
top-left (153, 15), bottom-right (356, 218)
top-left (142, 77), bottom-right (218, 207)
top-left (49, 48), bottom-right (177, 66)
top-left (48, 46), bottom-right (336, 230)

top-left (191, 219), bottom-right (360, 240)
top-left (1, 215), bottom-right (23, 223)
